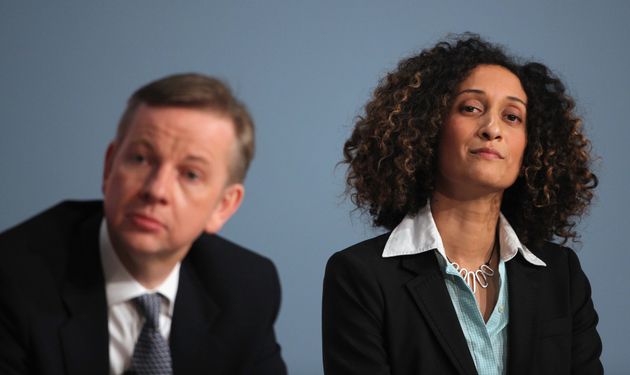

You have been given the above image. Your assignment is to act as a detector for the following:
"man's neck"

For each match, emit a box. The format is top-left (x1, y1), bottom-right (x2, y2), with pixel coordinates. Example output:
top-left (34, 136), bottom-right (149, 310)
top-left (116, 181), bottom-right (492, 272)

top-left (112, 246), bottom-right (184, 289)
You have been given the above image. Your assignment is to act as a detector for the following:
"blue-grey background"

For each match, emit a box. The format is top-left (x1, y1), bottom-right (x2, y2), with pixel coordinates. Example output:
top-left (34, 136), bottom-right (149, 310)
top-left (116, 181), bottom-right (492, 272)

top-left (1, 1), bottom-right (628, 373)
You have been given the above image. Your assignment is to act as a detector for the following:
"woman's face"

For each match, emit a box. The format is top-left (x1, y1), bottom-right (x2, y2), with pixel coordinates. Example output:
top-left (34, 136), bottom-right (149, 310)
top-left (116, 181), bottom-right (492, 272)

top-left (435, 64), bottom-right (528, 198)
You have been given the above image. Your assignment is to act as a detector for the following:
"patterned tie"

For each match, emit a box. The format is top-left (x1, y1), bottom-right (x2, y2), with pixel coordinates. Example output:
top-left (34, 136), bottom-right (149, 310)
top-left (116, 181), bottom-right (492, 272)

top-left (129, 293), bottom-right (173, 375)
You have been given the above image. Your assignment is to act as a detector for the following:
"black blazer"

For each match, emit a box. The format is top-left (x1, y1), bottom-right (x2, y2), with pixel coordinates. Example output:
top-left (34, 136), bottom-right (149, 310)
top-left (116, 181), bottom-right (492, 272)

top-left (322, 232), bottom-right (603, 375)
top-left (0, 201), bottom-right (287, 375)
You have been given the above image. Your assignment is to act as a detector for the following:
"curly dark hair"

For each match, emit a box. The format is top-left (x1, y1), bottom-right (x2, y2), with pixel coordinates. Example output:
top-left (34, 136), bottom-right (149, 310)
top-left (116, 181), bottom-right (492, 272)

top-left (343, 33), bottom-right (597, 247)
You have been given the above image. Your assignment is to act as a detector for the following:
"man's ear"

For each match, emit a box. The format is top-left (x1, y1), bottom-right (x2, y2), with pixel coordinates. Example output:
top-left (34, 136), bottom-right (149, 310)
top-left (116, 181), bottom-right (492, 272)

top-left (102, 142), bottom-right (117, 194)
top-left (204, 183), bottom-right (245, 234)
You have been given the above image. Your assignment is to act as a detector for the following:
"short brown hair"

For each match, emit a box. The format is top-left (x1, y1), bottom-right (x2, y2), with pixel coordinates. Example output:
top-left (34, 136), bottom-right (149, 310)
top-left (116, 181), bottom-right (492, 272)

top-left (116, 73), bottom-right (255, 182)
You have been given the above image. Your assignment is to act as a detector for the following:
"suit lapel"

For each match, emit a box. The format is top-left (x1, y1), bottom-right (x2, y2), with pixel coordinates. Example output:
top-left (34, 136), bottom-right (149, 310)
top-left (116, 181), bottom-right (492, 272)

top-left (506, 253), bottom-right (541, 375)
top-left (403, 252), bottom-right (477, 375)
top-left (60, 212), bottom-right (109, 375)
top-left (170, 255), bottom-right (223, 374)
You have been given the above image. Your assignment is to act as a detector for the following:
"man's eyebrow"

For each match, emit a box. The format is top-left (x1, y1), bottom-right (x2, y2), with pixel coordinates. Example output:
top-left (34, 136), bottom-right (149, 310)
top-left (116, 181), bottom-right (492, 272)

top-left (127, 139), bottom-right (155, 150)
top-left (456, 89), bottom-right (527, 106)
top-left (184, 154), bottom-right (211, 165)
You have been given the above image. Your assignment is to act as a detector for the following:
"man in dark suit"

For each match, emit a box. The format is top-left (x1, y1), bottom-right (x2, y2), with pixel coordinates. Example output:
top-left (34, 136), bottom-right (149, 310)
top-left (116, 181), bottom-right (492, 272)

top-left (0, 73), bottom-right (287, 374)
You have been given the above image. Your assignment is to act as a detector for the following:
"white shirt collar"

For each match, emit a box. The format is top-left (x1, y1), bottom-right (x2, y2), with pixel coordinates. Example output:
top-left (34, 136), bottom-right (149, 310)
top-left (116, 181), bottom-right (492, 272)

top-left (99, 219), bottom-right (181, 316)
top-left (382, 201), bottom-right (546, 266)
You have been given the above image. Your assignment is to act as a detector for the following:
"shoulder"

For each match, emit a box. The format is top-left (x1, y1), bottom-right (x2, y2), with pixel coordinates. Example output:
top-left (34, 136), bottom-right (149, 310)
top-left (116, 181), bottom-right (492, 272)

top-left (324, 232), bottom-right (395, 287)
top-left (188, 233), bottom-right (277, 275)
top-left (0, 200), bottom-right (102, 247)
top-left (525, 241), bottom-right (584, 275)
top-left (182, 234), bottom-right (283, 331)
top-left (185, 233), bottom-right (281, 297)
top-left (0, 201), bottom-right (102, 325)
top-left (327, 232), bottom-right (392, 267)
top-left (522, 242), bottom-right (603, 371)
top-left (516, 241), bottom-right (594, 305)
top-left (0, 200), bottom-right (102, 274)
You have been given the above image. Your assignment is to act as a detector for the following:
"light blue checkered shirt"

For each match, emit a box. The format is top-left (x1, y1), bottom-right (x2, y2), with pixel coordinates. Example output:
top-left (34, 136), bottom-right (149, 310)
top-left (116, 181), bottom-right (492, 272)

top-left (382, 202), bottom-right (546, 375)
top-left (437, 251), bottom-right (509, 374)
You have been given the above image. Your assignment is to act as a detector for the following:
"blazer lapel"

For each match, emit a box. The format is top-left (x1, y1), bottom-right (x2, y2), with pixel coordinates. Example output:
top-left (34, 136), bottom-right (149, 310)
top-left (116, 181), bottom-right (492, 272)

top-left (506, 253), bottom-right (542, 375)
top-left (59, 213), bottom-right (109, 375)
top-left (403, 252), bottom-right (477, 375)
top-left (170, 257), bottom-right (224, 374)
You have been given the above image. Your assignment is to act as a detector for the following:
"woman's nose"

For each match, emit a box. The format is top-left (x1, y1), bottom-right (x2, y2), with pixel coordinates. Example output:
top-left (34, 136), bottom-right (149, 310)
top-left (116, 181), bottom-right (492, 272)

top-left (478, 112), bottom-right (502, 141)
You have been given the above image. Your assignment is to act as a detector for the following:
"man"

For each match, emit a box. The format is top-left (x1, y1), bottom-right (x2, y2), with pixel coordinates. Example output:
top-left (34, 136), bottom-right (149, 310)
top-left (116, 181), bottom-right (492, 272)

top-left (0, 73), bottom-right (287, 375)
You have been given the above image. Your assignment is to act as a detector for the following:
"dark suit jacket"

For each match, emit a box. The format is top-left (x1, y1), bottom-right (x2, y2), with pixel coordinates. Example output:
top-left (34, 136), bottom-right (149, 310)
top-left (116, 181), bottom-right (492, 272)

top-left (322, 232), bottom-right (603, 375)
top-left (0, 200), bottom-right (287, 375)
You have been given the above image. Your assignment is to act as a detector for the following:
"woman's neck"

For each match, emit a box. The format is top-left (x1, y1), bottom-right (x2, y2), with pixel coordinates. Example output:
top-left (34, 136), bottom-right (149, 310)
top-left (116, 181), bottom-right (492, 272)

top-left (430, 191), bottom-right (502, 266)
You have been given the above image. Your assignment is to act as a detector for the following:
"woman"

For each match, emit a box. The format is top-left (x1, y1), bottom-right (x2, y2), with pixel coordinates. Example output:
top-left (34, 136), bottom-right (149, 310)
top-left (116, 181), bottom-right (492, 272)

top-left (322, 35), bottom-right (602, 375)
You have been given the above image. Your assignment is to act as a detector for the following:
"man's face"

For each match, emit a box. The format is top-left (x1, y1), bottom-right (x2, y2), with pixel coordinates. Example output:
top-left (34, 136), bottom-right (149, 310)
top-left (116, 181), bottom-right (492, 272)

top-left (102, 104), bottom-right (243, 263)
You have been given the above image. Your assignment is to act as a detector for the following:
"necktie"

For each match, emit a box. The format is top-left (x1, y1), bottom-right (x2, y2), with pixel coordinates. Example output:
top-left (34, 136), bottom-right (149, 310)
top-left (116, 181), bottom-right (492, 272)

top-left (129, 293), bottom-right (173, 375)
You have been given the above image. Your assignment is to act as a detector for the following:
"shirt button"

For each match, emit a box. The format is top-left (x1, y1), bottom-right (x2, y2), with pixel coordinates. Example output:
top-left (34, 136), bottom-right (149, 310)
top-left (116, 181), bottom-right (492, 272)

top-left (498, 305), bottom-right (504, 313)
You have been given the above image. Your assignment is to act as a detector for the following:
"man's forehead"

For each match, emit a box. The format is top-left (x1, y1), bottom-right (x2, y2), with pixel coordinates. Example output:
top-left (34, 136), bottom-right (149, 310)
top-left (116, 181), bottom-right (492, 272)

top-left (126, 105), bottom-right (233, 136)
top-left (119, 105), bottom-right (237, 160)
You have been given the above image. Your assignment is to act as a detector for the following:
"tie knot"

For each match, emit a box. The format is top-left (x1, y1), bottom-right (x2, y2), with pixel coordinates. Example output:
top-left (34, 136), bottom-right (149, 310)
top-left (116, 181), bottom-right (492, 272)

top-left (134, 293), bottom-right (162, 328)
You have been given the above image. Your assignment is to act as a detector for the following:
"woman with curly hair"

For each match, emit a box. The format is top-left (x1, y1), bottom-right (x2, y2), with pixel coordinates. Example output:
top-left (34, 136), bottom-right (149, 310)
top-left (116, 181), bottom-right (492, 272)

top-left (323, 34), bottom-right (602, 375)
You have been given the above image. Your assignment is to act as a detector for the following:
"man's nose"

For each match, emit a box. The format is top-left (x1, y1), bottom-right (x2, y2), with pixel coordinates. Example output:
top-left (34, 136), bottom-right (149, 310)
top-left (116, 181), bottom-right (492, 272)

top-left (141, 166), bottom-right (172, 204)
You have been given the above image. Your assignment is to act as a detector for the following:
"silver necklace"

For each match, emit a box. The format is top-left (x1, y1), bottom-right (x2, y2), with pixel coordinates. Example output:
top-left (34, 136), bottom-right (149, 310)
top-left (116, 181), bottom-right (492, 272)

top-left (448, 243), bottom-right (496, 293)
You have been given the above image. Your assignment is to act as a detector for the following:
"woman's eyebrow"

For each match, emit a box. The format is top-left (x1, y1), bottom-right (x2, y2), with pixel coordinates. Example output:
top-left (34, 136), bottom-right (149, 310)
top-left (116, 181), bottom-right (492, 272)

top-left (455, 89), bottom-right (527, 106)
top-left (507, 96), bottom-right (527, 106)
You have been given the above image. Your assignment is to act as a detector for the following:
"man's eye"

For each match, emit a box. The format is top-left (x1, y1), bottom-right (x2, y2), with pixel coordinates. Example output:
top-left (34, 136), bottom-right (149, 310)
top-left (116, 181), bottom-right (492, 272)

top-left (184, 170), bottom-right (199, 181)
top-left (131, 154), bottom-right (146, 163)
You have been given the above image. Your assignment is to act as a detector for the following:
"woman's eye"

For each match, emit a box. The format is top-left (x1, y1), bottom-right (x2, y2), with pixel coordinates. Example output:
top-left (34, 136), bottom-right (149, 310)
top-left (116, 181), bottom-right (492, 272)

top-left (461, 105), bottom-right (480, 113)
top-left (505, 113), bottom-right (522, 123)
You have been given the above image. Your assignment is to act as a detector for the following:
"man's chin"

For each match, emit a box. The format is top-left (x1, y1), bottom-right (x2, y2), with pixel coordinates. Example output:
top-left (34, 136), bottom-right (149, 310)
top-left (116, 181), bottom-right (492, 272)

top-left (112, 232), bottom-right (168, 258)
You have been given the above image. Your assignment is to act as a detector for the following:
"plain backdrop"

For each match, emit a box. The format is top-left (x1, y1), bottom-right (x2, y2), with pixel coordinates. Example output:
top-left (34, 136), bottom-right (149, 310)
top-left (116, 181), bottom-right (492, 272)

top-left (1, 1), bottom-right (628, 373)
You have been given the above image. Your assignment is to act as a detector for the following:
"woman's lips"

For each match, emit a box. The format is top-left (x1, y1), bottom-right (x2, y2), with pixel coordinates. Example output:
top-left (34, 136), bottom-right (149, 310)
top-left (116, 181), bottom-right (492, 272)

top-left (470, 147), bottom-right (503, 159)
top-left (127, 213), bottom-right (165, 231)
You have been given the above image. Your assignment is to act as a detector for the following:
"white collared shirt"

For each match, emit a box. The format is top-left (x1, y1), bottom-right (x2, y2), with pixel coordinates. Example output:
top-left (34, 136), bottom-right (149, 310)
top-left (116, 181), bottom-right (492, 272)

top-left (382, 202), bottom-right (546, 266)
top-left (99, 220), bottom-right (181, 375)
